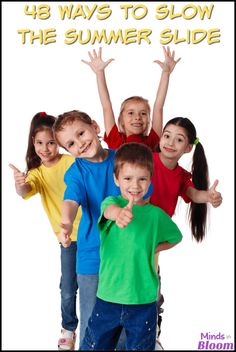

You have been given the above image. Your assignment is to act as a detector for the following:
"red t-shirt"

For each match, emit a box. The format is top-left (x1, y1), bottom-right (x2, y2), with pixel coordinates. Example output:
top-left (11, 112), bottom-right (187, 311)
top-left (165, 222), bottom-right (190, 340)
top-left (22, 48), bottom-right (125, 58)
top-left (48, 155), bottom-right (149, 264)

top-left (150, 152), bottom-right (194, 217)
top-left (104, 124), bottom-right (160, 151)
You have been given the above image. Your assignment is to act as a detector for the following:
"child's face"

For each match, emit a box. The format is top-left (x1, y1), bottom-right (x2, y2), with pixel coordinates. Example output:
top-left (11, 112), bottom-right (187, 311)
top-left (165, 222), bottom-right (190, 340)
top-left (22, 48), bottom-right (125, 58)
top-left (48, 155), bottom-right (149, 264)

top-left (120, 101), bottom-right (150, 137)
top-left (114, 163), bottom-right (151, 205)
top-left (33, 129), bottom-right (59, 167)
top-left (159, 124), bottom-right (192, 161)
top-left (56, 120), bottom-right (103, 161)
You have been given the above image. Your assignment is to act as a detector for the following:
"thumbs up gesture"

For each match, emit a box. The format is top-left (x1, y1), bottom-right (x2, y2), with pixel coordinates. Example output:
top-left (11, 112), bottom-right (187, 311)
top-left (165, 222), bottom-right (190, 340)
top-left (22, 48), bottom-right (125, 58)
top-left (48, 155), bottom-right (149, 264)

top-left (208, 180), bottom-right (222, 208)
top-left (115, 197), bottom-right (134, 228)
top-left (9, 164), bottom-right (26, 187)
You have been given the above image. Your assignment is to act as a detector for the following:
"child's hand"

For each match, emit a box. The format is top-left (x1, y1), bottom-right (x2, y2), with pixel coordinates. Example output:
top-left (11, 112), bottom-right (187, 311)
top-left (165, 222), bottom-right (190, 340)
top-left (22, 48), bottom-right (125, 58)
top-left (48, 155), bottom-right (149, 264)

top-left (9, 164), bottom-right (26, 186)
top-left (58, 223), bottom-right (72, 248)
top-left (81, 47), bottom-right (114, 74)
top-left (154, 46), bottom-right (181, 74)
top-left (208, 180), bottom-right (223, 208)
top-left (115, 197), bottom-right (134, 228)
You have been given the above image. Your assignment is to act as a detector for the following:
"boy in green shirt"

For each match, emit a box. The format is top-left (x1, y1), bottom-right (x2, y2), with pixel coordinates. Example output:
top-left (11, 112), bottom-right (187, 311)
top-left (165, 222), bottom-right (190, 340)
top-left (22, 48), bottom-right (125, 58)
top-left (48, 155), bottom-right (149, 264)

top-left (80, 143), bottom-right (182, 351)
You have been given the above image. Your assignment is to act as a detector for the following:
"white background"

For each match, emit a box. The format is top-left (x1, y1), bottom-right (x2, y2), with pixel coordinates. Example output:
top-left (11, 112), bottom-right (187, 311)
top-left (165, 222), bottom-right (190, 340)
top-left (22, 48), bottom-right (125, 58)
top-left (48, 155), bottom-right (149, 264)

top-left (2, 1), bottom-right (234, 350)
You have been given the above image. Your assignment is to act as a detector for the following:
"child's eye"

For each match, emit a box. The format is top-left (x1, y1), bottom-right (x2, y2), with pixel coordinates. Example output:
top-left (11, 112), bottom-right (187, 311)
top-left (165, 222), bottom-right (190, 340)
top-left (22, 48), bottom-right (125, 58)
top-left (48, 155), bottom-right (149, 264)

top-left (49, 141), bottom-right (56, 145)
top-left (177, 138), bottom-right (184, 143)
top-left (124, 177), bottom-right (131, 181)
top-left (68, 142), bottom-right (74, 148)
top-left (79, 131), bottom-right (84, 136)
top-left (128, 111), bottom-right (133, 115)
top-left (163, 134), bottom-right (169, 139)
top-left (141, 112), bottom-right (147, 116)
top-left (37, 141), bottom-right (42, 145)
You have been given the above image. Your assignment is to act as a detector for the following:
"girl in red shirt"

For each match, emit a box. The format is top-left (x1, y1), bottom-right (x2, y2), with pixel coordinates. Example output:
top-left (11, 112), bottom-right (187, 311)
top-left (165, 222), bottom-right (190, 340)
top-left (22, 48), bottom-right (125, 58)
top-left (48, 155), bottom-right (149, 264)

top-left (82, 46), bottom-right (180, 151)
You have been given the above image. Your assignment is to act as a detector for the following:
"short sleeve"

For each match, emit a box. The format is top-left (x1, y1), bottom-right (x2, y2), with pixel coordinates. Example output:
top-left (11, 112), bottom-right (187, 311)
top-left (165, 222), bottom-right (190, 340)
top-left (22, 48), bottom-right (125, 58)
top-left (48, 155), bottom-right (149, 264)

top-left (63, 164), bottom-right (84, 206)
top-left (97, 196), bottom-right (119, 233)
top-left (156, 209), bottom-right (183, 245)
top-left (180, 170), bottom-right (195, 203)
top-left (23, 171), bottom-right (40, 199)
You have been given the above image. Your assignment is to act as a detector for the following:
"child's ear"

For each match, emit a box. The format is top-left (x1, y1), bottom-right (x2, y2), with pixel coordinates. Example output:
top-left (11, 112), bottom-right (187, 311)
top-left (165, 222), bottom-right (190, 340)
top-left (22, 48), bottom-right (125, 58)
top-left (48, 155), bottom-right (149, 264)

top-left (92, 120), bottom-right (100, 134)
top-left (113, 174), bottom-right (120, 187)
top-left (184, 144), bottom-right (193, 154)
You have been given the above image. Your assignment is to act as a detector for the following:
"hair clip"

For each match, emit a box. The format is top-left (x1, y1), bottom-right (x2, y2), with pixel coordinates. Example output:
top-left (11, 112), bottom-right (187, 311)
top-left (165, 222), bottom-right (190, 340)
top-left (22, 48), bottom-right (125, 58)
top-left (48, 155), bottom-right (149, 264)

top-left (39, 112), bottom-right (47, 117)
top-left (194, 137), bottom-right (199, 145)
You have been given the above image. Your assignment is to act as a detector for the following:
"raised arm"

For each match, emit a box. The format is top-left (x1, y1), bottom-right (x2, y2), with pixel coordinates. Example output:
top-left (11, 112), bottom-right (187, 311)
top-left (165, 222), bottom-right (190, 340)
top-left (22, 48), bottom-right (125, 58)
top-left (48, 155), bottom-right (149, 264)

top-left (58, 199), bottom-right (79, 247)
top-left (82, 47), bottom-right (115, 136)
top-left (186, 180), bottom-right (223, 208)
top-left (152, 46), bottom-right (181, 137)
top-left (9, 163), bottom-right (32, 197)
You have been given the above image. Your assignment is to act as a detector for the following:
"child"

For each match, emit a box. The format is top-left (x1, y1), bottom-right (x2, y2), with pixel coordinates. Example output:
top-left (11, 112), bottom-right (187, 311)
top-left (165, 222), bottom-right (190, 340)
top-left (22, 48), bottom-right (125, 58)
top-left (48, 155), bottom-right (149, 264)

top-left (151, 117), bottom-right (222, 241)
top-left (9, 112), bottom-right (82, 351)
top-left (151, 116), bottom-right (222, 348)
top-left (53, 110), bottom-right (122, 348)
top-left (80, 142), bottom-right (182, 351)
top-left (82, 46), bottom-right (180, 150)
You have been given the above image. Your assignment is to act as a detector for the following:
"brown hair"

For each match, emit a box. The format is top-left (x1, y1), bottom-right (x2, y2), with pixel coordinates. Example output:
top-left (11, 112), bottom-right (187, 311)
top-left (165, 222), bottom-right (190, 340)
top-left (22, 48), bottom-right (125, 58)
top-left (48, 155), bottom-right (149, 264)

top-left (26, 112), bottom-right (56, 171)
top-left (114, 142), bottom-right (153, 178)
top-left (53, 110), bottom-right (93, 145)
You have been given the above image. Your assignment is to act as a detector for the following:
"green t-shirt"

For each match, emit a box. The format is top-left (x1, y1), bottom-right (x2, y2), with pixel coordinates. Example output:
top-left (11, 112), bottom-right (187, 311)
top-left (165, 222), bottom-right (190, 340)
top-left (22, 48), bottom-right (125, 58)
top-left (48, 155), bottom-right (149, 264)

top-left (97, 196), bottom-right (182, 305)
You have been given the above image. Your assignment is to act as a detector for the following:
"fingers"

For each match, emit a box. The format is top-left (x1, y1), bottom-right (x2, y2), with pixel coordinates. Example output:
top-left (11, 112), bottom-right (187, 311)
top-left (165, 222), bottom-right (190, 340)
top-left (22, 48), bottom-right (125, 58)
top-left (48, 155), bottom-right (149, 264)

top-left (126, 196), bottom-right (134, 211)
top-left (81, 59), bottom-right (90, 65)
top-left (210, 179), bottom-right (219, 192)
top-left (9, 164), bottom-right (21, 173)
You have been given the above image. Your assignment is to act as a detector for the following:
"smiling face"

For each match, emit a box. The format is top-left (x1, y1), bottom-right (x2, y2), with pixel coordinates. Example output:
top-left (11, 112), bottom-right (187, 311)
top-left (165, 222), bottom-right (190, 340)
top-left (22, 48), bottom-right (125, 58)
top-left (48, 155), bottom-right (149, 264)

top-left (159, 123), bottom-right (192, 162)
top-left (119, 100), bottom-right (150, 137)
top-left (114, 163), bottom-right (151, 205)
top-left (33, 129), bottom-right (60, 167)
top-left (56, 119), bottom-right (106, 162)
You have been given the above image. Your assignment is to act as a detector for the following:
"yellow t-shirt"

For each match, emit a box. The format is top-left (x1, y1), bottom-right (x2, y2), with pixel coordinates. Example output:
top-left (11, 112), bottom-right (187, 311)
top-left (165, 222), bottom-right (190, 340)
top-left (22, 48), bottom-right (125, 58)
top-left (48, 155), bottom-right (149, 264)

top-left (23, 154), bottom-right (81, 241)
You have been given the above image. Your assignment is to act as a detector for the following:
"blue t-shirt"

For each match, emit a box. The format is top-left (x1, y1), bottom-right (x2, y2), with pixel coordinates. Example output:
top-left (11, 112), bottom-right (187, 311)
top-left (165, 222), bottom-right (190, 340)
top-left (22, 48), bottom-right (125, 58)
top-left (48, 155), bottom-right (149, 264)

top-left (64, 149), bottom-right (120, 274)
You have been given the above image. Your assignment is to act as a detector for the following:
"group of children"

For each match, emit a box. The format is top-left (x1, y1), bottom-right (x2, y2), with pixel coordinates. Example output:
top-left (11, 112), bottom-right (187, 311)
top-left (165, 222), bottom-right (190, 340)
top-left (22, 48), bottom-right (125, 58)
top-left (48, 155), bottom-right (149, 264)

top-left (10, 47), bottom-right (222, 351)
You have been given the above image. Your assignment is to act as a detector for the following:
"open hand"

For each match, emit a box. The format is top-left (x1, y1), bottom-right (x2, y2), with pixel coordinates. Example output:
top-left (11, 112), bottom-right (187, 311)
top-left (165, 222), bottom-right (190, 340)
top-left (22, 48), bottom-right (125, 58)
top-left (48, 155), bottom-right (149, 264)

top-left (81, 47), bottom-right (114, 74)
top-left (154, 46), bottom-right (181, 74)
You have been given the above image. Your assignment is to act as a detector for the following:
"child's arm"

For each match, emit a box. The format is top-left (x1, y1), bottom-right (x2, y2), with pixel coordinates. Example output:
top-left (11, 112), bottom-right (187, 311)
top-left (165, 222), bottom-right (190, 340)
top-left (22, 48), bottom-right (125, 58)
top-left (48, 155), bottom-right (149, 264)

top-left (9, 164), bottom-right (32, 197)
top-left (58, 199), bottom-right (79, 247)
top-left (152, 46), bottom-right (181, 137)
top-left (186, 180), bottom-right (222, 208)
top-left (82, 47), bottom-right (115, 136)
top-left (155, 242), bottom-right (178, 253)
top-left (104, 198), bottom-right (133, 228)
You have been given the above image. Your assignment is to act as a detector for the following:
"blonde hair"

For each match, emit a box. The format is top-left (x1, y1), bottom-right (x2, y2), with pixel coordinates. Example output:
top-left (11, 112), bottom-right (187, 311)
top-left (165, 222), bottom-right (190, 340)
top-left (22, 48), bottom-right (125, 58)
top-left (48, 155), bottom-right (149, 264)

top-left (118, 96), bottom-right (151, 135)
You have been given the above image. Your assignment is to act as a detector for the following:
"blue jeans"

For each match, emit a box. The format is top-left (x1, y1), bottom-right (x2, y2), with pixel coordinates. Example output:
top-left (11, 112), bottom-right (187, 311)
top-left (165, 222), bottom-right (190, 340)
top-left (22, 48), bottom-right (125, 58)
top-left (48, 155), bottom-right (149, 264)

top-left (60, 242), bottom-right (78, 331)
top-left (77, 274), bottom-right (99, 346)
top-left (80, 298), bottom-right (157, 351)
top-left (77, 274), bottom-right (126, 350)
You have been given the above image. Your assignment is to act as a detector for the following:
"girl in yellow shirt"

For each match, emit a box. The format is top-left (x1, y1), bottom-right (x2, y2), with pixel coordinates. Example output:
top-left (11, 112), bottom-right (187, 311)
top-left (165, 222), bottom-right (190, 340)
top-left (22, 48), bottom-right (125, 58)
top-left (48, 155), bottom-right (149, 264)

top-left (9, 112), bottom-right (81, 351)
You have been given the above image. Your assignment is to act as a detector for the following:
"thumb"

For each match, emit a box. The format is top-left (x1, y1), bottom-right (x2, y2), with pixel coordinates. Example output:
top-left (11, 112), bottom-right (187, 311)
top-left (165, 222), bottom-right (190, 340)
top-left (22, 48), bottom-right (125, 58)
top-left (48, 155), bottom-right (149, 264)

top-left (210, 180), bottom-right (219, 192)
top-left (9, 164), bottom-right (21, 173)
top-left (126, 196), bottom-right (134, 211)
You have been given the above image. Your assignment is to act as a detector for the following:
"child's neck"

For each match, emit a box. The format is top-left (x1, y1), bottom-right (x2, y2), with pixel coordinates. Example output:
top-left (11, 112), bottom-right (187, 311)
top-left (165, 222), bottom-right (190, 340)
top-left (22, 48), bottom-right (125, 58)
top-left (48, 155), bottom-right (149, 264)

top-left (86, 148), bottom-right (108, 163)
top-left (42, 154), bottom-right (62, 167)
top-left (159, 152), bottom-right (178, 170)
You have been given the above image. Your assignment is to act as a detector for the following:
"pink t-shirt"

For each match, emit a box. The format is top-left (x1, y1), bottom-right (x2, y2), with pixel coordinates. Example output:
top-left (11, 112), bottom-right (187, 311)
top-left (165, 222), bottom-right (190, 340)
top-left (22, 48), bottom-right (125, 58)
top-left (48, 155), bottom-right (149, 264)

top-left (150, 152), bottom-right (194, 217)
top-left (104, 124), bottom-right (160, 151)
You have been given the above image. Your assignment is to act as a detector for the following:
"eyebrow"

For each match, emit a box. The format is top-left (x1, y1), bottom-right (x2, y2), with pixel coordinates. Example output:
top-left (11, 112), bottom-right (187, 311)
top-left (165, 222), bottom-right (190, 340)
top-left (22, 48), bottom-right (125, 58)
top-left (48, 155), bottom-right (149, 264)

top-left (164, 129), bottom-right (186, 138)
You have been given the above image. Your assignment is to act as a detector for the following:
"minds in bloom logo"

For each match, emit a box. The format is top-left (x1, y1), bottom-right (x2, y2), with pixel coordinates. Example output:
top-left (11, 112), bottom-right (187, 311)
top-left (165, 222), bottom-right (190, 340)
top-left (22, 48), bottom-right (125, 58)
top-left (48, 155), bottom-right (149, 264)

top-left (198, 332), bottom-right (234, 350)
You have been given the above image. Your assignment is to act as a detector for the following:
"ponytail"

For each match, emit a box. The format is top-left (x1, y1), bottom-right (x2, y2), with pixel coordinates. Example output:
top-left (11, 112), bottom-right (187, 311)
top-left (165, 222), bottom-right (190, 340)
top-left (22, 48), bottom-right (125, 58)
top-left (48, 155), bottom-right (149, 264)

top-left (189, 141), bottom-right (209, 242)
top-left (162, 117), bottom-right (209, 242)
